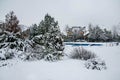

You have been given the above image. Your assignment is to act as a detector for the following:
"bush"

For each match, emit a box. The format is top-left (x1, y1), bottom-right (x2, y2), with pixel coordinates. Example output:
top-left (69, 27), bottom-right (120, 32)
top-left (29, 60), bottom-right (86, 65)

top-left (85, 58), bottom-right (107, 70)
top-left (0, 48), bottom-right (15, 60)
top-left (44, 51), bottom-right (64, 61)
top-left (21, 41), bottom-right (45, 61)
top-left (70, 47), bottom-right (107, 70)
top-left (70, 47), bottom-right (96, 60)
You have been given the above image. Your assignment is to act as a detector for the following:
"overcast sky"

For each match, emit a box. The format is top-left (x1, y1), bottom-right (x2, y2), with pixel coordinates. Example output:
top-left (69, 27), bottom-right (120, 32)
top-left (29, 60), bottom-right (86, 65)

top-left (0, 0), bottom-right (120, 31)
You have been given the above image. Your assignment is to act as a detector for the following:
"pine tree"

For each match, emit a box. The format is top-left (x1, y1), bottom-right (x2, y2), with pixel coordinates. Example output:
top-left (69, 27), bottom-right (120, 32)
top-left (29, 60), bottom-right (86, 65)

top-left (29, 24), bottom-right (38, 39)
top-left (0, 11), bottom-right (23, 60)
top-left (33, 14), bottom-right (64, 61)
top-left (5, 11), bottom-right (20, 33)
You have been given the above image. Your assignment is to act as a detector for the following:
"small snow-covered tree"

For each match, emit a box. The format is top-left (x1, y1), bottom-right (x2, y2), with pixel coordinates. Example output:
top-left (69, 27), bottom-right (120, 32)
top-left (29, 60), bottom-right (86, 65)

top-left (88, 25), bottom-right (108, 42)
top-left (95, 25), bottom-right (108, 41)
top-left (87, 24), bottom-right (95, 41)
top-left (103, 28), bottom-right (112, 41)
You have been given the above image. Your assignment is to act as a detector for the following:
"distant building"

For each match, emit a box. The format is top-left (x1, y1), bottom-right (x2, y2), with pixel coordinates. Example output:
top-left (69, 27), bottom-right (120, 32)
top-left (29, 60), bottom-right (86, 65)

top-left (66, 26), bottom-right (89, 41)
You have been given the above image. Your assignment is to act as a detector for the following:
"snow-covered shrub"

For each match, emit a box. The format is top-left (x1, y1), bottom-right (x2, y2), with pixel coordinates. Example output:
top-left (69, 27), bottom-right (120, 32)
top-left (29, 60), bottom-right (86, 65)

top-left (16, 51), bottom-right (26, 60)
top-left (0, 58), bottom-right (20, 67)
top-left (33, 35), bottom-right (44, 45)
top-left (44, 51), bottom-right (64, 61)
top-left (70, 47), bottom-right (96, 60)
top-left (0, 49), bottom-right (6, 60)
top-left (0, 48), bottom-right (15, 60)
top-left (0, 36), bottom-right (25, 60)
top-left (4, 51), bottom-right (14, 60)
top-left (44, 54), bottom-right (55, 61)
top-left (42, 35), bottom-right (64, 61)
top-left (85, 58), bottom-right (107, 70)
top-left (20, 40), bottom-right (45, 61)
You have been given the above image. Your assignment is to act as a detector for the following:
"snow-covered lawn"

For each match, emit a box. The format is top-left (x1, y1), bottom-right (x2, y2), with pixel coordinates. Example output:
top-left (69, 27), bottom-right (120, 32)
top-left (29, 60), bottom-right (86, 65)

top-left (0, 44), bottom-right (120, 80)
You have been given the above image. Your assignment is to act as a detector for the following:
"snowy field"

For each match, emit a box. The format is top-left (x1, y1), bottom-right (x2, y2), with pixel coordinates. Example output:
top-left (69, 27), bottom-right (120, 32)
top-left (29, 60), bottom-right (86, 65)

top-left (0, 43), bottom-right (120, 80)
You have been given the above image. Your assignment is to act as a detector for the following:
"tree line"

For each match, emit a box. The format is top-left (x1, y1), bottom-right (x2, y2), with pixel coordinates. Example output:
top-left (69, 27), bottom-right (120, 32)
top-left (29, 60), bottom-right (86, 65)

top-left (0, 11), bottom-right (64, 61)
top-left (64, 23), bottom-right (120, 42)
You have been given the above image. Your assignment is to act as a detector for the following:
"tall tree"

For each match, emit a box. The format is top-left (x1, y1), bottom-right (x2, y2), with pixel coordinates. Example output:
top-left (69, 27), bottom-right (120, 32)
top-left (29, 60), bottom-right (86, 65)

top-left (0, 11), bottom-right (24, 60)
top-left (0, 11), bottom-right (23, 49)
top-left (5, 11), bottom-right (20, 33)
top-left (33, 14), bottom-right (64, 61)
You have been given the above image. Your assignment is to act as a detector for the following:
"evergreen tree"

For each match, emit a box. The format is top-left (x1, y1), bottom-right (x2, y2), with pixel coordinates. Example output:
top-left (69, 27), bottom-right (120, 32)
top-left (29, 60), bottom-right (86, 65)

top-left (33, 14), bottom-right (64, 61)
top-left (88, 25), bottom-right (108, 42)
top-left (103, 28), bottom-right (112, 41)
top-left (88, 24), bottom-right (95, 41)
top-left (29, 24), bottom-right (38, 39)
top-left (0, 11), bottom-right (23, 60)
top-left (5, 11), bottom-right (20, 33)
top-left (112, 26), bottom-right (119, 41)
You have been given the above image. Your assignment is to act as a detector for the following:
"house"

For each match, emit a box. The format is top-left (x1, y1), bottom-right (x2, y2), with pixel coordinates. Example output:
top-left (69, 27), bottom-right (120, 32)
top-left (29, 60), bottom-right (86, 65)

top-left (66, 26), bottom-right (86, 41)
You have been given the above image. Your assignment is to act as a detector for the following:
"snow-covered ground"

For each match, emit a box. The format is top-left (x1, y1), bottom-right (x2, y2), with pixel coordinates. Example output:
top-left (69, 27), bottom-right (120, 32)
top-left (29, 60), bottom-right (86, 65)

top-left (0, 43), bottom-right (120, 80)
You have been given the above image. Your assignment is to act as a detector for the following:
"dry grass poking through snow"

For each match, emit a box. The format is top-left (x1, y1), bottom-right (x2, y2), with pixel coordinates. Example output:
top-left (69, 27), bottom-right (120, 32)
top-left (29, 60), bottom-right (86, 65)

top-left (70, 47), bottom-right (96, 60)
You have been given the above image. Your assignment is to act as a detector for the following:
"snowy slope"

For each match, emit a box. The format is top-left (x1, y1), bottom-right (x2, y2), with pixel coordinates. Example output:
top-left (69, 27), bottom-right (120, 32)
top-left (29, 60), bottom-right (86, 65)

top-left (0, 45), bottom-right (120, 80)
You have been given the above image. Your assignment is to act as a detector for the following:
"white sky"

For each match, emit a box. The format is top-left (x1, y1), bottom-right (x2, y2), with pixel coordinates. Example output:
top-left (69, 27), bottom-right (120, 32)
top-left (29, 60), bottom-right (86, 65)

top-left (0, 0), bottom-right (120, 31)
